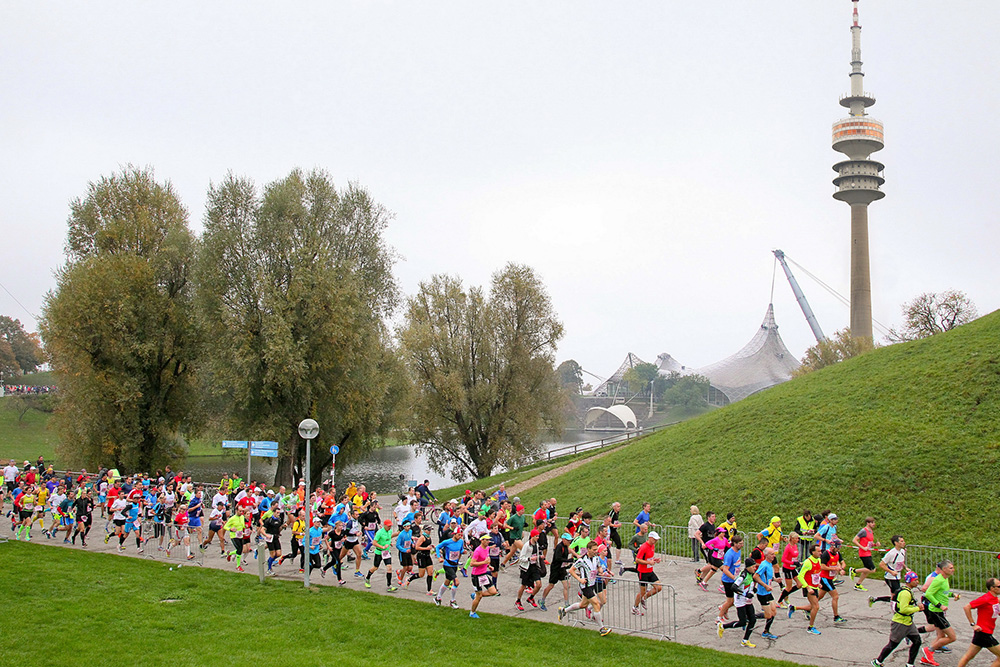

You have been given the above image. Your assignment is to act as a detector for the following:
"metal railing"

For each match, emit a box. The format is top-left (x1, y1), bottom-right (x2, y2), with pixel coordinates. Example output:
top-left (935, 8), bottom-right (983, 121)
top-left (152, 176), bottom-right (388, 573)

top-left (508, 422), bottom-right (680, 470)
top-left (903, 544), bottom-right (999, 593)
top-left (563, 576), bottom-right (676, 640)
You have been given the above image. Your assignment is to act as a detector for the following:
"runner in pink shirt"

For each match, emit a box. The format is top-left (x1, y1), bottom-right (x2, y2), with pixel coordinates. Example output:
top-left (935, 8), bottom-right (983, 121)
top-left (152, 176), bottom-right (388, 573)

top-left (469, 534), bottom-right (498, 618)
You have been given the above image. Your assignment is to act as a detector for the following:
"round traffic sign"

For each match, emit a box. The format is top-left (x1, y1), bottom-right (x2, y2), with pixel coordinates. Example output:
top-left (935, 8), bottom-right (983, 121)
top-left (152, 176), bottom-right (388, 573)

top-left (330, 445), bottom-right (340, 456)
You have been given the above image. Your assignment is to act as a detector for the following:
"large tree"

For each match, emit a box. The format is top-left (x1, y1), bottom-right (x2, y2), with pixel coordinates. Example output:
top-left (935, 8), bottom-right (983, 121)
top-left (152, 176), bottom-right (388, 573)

top-left (197, 170), bottom-right (402, 488)
top-left (0, 316), bottom-right (43, 376)
top-left (40, 167), bottom-right (198, 471)
top-left (886, 290), bottom-right (979, 342)
top-left (399, 264), bottom-right (564, 480)
top-left (556, 359), bottom-right (584, 395)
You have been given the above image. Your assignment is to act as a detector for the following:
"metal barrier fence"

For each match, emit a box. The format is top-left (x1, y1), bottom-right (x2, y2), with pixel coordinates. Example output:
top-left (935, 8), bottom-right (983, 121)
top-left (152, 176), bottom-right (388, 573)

top-left (904, 544), bottom-right (999, 593)
top-left (563, 576), bottom-right (677, 640)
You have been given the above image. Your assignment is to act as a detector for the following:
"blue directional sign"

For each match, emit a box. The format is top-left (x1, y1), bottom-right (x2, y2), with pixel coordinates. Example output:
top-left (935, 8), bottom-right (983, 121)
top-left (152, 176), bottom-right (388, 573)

top-left (222, 440), bottom-right (249, 449)
top-left (250, 440), bottom-right (279, 457)
top-left (330, 445), bottom-right (339, 456)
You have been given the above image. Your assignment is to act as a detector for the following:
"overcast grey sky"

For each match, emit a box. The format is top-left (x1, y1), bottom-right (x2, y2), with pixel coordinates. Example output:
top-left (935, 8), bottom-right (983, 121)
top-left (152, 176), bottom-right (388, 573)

top-left (2, 1), bottom-right (997, 379)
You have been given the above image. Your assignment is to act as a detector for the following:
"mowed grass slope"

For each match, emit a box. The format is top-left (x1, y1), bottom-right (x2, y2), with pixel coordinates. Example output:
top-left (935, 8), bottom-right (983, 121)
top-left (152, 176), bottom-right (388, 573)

top-left (521, 310), bottom-right (1000, 551)
top-left (0, 542), bottom-right (799, 667)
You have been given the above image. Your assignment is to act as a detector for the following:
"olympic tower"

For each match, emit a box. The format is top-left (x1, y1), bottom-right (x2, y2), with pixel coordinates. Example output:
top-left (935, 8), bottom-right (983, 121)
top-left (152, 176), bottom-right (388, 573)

top-left (831, 0), bottom-right (884, 341)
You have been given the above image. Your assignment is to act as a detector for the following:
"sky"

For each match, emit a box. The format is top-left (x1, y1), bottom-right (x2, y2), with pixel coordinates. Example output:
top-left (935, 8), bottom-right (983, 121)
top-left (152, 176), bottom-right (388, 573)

top-left (2, 1), bottom-right (998, 381)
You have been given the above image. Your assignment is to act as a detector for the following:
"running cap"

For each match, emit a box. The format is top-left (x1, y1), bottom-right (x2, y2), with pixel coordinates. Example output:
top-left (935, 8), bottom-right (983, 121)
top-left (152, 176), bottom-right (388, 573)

top-left (480, 534), bottom-right (491, 542)
top-left (267, 490), bottom-right (275, 495)
top-left (648, 531), bottom-right (661, 540)
top-left (383, 519), bottom-right (392, 527)
top-left (560, 533), bottom-right (572, 541)
top-left (770, 516), bottom-right (780, 524)
top-left (828, 513), bottom-right (838, 520)
top-left (529, 529), bottom-right (540, 538)
top-left (449, 518), bottom-right (458, 524)
top-left (312, 517), bottom-right (321, 524)
top-left (515, 505), bottom-right (524, 512)
top-left (904, 571), bottom-right (919, 584)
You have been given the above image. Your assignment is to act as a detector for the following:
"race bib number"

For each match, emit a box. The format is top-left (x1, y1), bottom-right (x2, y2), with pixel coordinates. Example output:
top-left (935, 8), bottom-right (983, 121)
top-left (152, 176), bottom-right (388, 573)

top-left (810, 573), bottom-right (821, 586)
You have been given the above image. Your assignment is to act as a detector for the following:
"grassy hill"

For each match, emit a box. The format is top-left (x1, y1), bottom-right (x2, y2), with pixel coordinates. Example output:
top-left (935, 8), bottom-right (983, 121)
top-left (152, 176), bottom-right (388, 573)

top-left (518, 310), bottom-right (1000, 552)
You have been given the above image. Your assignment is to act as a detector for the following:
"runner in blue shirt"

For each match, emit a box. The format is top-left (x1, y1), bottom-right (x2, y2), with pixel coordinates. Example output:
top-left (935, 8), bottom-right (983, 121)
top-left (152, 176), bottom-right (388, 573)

top-left (633, 502), bottom-right (652, 534)
top-left (719, 534), bottom-right (745, 623)
top-left (755, 547), bottom-right (779, 639)
top-left (816, 513), bottom-right (839, 553)
top-left (435, 535), bottom-right (465, 608)
top-left (307, 517), bottom-right (324, 574)
top-left (395, 522), bottom-right (414, 587)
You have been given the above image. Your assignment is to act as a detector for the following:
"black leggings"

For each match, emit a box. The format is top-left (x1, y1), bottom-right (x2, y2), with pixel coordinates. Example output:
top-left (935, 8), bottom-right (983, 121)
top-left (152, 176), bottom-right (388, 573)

top-left (323, 550), bottom-right (342, 578)
top-left (723, 603), bottom-right (757, 641)
top-left (309, 552), bottom-right (322, 571)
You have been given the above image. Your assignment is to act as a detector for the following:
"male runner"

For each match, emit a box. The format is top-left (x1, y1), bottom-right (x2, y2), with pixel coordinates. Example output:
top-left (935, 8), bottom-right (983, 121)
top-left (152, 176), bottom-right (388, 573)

top-left (851, 516), bottom-right (881, 592)
top-left (365, 519), bottom-right (397, 591)
top-left (921, 560), bottom-right (957, 666)
top-left (872, 571), bottom-right (924, 667)
top-left (515, 529), bottom-right (543, 611)
top-left (955, 578), bottom-right (1000, 667)
top-left (558, 541), bottom-right (612, 636)
top-left (871, 535), bottom-right (909, 606)
top-left (789, 542), bottom-right (824, 635)
top-left (468, 534), bottom-right (498, 618)
top-left (633, 530), bottom-right (663, 615)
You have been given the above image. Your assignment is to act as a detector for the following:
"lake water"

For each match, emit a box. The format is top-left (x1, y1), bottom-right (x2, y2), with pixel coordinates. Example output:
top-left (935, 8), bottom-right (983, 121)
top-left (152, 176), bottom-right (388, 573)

top-left (181, 429), bottom-right (608, 495)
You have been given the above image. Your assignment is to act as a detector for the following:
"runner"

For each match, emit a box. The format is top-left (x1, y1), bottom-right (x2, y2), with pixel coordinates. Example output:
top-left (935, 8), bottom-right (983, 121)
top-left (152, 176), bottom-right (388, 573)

top-left (515, 529), bottom-right (543, 611)
top-left (322, 520), bottom-right (346, 584)
top-left (632, 530), bottom-right (663, 616)
top-left (435, 528), bottom-right (465, 609)
top-left (608, 501), bottom-right (624, 564)
top-left (307, 516), bottom-right (324, 576)
top-left (955, 578), bottom-right (1000, 667)
top-left (816, 513), bottom-right (839, 552)
top-left (202, 502), bottom-right (227, 555)
top-left (758, 516), bottom-right (783, 550)
top-left (223, 506), bottom-right (249, 572)
top-left (718, 558), bottom-right (760, 648)
top-left (633, 502), bottom-right (652, 533)
top-left (756, 547), bottom-right (779, 639)
top-left (816, 539), bottom-right (847, 624)
top-left (851, 516), bottom-right (881, 592)
top-left (872, 571), bottom-right (925, 667)
top-left (776, 532), bottom-right (802, 607)
top-left (718, 512), bottom-right (738, 541)
top-left (365, 519), bottom-right (397, 591)
top-left (920, 560), bottom-right (957, 666)
top-left (342, 506), bottom-right (365, 578)
top-left (558, 541), bottom-right (612, 636)
top-left (261, 502), bottom-right (284, 575)
top-left (468, 534), bottom-right (498, 618)
top-left (788, 542), bottom-right (824, 635)
top-left (540, 532), bottom-right (573, 610)
top-left (871, 535), bottom-right (909, 606)
top-left (72, 488), bottom-right (94, 547)
top-left (718, 534), bottom-right (745, 623)
top-left (501, 504), bottom-right (526, 568)
top-left (697, 527), bottom-right (729, 590)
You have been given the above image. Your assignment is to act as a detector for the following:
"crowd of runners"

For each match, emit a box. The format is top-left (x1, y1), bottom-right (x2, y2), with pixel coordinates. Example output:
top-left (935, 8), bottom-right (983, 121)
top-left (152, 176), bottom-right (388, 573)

top-left (3, 458), bottom-right (999, 666)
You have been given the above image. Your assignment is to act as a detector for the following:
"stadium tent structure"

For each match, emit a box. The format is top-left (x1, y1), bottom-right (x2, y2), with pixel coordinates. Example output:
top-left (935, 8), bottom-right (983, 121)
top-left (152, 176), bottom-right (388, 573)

top-left (591, 352), bottom-right (649, 398)
top-left (690, 304), bottom-right (799, 404)
top-left (584, 405), bottom-right (638, 430)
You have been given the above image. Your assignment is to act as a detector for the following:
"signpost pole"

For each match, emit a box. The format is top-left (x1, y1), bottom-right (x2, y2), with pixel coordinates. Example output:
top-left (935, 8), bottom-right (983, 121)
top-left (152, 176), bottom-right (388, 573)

top-left (297, 420), bottom-right (319, 589)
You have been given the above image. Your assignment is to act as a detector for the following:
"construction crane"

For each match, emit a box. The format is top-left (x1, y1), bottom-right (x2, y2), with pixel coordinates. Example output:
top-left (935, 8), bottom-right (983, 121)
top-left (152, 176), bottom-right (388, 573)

top-left (773, 249), bottom-right (826, 343)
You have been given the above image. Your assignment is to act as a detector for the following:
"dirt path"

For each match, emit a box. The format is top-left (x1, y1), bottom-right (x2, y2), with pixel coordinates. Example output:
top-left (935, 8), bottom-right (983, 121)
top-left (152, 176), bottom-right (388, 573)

top-left (506, 444), bottom-right (627, 496)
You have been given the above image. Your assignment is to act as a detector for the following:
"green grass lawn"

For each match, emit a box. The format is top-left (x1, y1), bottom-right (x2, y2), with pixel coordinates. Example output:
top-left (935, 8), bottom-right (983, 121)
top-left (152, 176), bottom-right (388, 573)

top-left (0, 396), bottom-right (58, 463)
top-left (516, 310), bottom-right (1000, 553)
top-left (0, 542), bottom-right (799, 667)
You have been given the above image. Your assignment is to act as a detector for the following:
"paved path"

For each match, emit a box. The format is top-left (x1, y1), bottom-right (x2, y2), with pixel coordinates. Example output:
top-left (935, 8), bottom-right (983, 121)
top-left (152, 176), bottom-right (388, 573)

top-left (506, 444), bottom-right (627, 496)
top-left (2, 518), bottom-right (974, 666)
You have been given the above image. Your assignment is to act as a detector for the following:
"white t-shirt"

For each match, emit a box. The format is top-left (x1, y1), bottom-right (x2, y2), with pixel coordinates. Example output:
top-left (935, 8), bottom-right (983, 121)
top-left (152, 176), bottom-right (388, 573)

top-left (393, 501), bottom-right (409, 524)
top-left (881, 548), bottom-right (906, 580)
top-left (212, 493), bottom-right (228, 509)
top-left (49, 492), bottom-right (67, 511)
top-left (3, 465), bottom-right (17, 482)
top-left (111, 498), bottom-right (127, 520)
top-left (163, 492), bottom-right (176, 509)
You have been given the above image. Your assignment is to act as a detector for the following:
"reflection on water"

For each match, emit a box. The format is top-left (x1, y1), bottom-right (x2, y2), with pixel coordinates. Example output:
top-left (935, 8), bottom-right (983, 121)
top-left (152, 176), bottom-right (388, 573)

top-left (181, 430), bottom-right (605, 495)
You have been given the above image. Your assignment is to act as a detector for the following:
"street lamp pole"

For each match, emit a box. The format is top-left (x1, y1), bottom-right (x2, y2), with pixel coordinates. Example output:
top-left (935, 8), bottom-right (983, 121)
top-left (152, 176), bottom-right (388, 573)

top-left (297, 418), bottom-right (319, 589)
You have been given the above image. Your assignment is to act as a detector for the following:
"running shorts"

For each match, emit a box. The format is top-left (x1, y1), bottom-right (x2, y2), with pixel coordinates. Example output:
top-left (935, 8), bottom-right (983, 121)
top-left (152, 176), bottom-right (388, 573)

top-left (61, 516), bottom-right (74, 526)
top-left (581, 585), bottom-right (597, 599)
top-left (782, 567), bottom-right (798, 580)
top-left (884, 578), bottom-right (901, 595)
top-left (723, 581), bottom-right (737, 598)
top-left (639, 571), bottom-right (659, 585)
top-left (472, 573), bottom-right (493, 591)
top-left (416, 552), bottom-right (433, 569)
top-left (973, 631), bottom-right (999, 648)
top-left (443, 565), bottom-right (458, 581)
top-left (610, 530), bottom-right (622, 549)
top-left (18, 510), bottom-right (31, 521)
top-left (399, 552), bottom-right (413, 567)
top-left (209, 522), bottom-right (223, 532)
top-left (595, 579), bottom-right (606, 594)
top-left (188, 517), bottom-right (202, 527)
top-left (757, 593), bottom-right (774, 605)
top-left (268, 537), bottom-right (281, 551)
top-left (708, 555), bottom-right (723, 568)
top-left (888, 620), bottom-right (920, 644)
top-left (77, 514), bottom-right (92, 526)
top-left (490, 557), bottom-right (500, 572)
top-left (374, 553), bottom-right (392, 568)
top-left (548, 568), bottom-right (568, 585)
top-left (113, 518), bottom-right (126, 527)
top-left (923, 609), bottom-right (950, 630)
top-left (860, 555), bottom-right (875, 570)
top-left (820, 579), bottom-right (835, 592)
top-left (231, 537), bottom-right (244, 552)
top-left (520, 565), bottom-right (540, 587)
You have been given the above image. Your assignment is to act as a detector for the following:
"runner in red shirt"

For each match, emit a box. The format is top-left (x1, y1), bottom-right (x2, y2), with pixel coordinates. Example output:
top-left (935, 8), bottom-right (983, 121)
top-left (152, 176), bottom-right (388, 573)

top-left (850, 516), bottom-right (880, 592)
top-left (632, 531), bottom-right (663, 616)
top-left (957, 578), bottom-right (1000, 667)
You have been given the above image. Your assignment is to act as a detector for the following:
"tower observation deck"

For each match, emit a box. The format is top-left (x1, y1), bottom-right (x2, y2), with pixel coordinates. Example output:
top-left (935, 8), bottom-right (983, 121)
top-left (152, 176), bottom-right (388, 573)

top-left (832, 0), bottom-right (884, 341)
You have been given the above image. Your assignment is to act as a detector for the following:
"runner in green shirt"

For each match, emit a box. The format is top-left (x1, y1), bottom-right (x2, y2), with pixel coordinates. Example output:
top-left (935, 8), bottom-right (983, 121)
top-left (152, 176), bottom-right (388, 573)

top-left (920, 560), bottom-right (957, 663)
top-left (364, 519), bottom-right (397, 591)
top-left (502, 505), bottom-right (527, 568)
